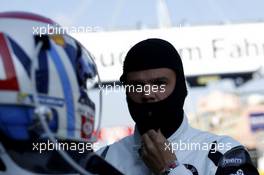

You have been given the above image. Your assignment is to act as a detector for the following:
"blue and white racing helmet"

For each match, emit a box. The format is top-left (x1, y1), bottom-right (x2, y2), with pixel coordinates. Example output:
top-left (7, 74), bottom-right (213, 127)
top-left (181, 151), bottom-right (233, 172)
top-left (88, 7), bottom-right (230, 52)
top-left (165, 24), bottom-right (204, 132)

top-left (0, 12), bottom-right (103, 175)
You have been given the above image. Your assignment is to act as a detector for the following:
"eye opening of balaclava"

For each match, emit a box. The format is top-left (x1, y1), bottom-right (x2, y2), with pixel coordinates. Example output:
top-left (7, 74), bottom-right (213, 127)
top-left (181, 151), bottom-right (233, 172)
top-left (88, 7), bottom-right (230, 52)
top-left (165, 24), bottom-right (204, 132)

top-left (120, 38), bottom-right (188, 138)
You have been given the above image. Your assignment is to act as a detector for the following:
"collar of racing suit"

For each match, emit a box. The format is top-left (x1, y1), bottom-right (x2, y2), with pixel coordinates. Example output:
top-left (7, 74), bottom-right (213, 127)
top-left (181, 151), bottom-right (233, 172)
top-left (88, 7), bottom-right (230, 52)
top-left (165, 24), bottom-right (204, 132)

top-left (132, 112), bottom-right (189, 150)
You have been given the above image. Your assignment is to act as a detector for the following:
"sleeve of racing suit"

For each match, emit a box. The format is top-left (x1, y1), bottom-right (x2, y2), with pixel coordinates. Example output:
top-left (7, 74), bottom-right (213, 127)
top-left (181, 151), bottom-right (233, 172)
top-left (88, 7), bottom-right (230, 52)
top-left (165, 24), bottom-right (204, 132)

top-left (167, 164), bottom-right (193, 175)
top-left (215, 146), bottom-right (259, 175)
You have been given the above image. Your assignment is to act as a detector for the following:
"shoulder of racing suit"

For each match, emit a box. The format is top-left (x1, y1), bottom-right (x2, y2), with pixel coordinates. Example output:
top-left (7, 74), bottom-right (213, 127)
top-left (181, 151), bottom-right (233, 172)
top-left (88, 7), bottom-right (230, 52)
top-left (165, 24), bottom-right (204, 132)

top-left (207, 140), bottom-right (259, 175)
top-left (186, 126), bottom-right (259, 175)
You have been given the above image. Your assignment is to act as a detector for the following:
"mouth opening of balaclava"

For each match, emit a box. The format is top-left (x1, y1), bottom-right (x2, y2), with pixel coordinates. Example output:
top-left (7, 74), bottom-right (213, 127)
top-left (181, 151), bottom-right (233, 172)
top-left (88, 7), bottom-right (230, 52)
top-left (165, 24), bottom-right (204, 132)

top-left (120, 38), bottom-right (188, 138)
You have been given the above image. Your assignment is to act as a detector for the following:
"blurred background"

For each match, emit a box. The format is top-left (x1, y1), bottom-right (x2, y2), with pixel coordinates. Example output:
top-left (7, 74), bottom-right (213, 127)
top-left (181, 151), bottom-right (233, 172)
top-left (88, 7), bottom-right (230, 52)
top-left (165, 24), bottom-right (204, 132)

top-left (1, 0), bottom-right (264, 172)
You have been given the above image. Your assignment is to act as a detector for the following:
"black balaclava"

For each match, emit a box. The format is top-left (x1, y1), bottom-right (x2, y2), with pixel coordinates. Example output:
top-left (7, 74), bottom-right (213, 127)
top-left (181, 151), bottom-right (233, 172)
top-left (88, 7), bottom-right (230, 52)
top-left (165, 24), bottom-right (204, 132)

top-left (120, 38), bottom-right (188, 138)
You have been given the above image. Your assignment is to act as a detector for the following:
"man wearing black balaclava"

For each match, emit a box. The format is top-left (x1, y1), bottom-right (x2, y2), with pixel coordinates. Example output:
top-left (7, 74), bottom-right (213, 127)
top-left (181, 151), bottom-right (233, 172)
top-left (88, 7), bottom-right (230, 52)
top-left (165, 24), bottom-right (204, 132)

top-left (120, 38), bottom-right (187, 139)
top-left (96, 38), bottom-right (259, 175)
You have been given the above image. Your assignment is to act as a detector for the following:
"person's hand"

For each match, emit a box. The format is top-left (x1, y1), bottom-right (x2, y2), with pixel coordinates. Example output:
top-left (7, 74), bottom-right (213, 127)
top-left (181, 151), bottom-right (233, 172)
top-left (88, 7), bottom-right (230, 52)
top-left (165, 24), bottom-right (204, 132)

top-left (139, 129), bottom-right (176, 174)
